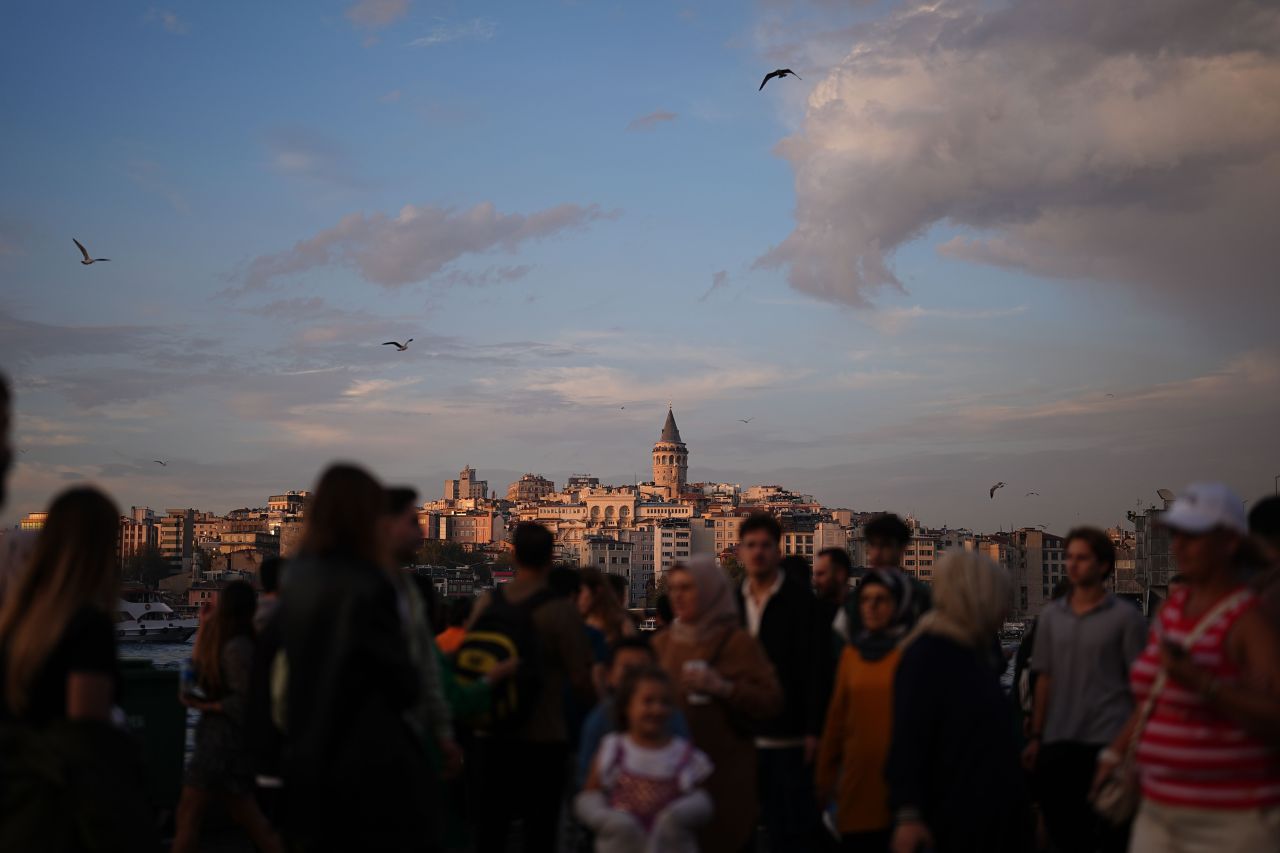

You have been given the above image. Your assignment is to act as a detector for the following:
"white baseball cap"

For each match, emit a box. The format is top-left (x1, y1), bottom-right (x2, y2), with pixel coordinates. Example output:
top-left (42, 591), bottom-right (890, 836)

top-left (1160, 482), bottom-right (1248, 535)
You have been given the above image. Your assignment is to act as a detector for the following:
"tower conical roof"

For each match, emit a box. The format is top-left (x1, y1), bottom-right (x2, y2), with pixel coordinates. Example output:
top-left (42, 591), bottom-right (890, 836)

top-left (660, 407), bottom-right (683, 443)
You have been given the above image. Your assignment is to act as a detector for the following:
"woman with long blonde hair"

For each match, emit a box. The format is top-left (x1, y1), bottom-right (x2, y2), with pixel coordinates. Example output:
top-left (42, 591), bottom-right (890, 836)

top-left (885, 551), bottom-right (1031, 853)
top-left (0, 487), bottom-right (120, 724)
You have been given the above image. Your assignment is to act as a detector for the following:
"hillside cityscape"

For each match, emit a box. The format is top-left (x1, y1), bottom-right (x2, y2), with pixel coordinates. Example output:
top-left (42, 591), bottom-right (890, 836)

top-left (7, 408), bottom-right (1174, 620)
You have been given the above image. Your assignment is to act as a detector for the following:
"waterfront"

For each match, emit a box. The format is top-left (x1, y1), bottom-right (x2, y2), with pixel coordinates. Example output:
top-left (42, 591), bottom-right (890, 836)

top-left (121, 641), bottom-right (192, 670)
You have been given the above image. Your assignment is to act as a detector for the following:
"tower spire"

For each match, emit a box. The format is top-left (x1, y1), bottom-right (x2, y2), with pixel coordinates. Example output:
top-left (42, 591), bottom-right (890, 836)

top-left (660, 407), bottom-right (682, 444)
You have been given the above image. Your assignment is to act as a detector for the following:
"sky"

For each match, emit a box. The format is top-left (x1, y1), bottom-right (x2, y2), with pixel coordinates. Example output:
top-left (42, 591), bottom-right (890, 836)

top-left (2, 0), bottom-right (1278, 533)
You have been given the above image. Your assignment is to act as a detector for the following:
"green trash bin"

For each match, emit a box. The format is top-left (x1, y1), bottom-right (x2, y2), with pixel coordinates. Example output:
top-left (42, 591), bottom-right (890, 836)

top-left (118, 659), bottom-right (186, 815)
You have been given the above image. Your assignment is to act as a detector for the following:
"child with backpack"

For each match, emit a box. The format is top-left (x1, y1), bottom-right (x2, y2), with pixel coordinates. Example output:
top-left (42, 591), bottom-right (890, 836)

top-left (575, 666), bottom-right (713, 853)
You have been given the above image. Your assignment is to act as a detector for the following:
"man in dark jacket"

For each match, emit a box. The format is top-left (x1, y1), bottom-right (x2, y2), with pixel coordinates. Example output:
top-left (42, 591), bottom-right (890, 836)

top-left (736, 513), bottom-right (826, 851)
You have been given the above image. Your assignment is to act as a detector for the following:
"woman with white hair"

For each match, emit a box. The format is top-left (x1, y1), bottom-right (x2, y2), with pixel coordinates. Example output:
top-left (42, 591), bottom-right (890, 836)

top-left (886, 551), bottom-right (1031, 853)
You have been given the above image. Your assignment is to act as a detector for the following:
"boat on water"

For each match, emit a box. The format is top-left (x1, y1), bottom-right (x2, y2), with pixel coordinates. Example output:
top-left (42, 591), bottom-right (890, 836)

top-left (115, 590), bottom-right (198, 643)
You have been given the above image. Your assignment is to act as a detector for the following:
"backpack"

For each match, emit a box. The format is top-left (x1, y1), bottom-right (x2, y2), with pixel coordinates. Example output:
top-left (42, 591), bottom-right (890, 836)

top-left (453, 585), bottom-right (556, 733)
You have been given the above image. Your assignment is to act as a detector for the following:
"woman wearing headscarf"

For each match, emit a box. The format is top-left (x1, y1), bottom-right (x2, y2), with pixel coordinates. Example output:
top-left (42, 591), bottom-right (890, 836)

top-left (653, 557), bottom-right (783, 853)
top-left (886, 552), bottom-right (1031, 853)
top-left (815, 570), bottom-right (912, 852)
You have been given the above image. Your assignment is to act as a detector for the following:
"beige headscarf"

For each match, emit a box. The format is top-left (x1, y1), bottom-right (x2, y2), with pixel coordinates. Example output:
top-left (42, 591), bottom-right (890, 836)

top-left (669, 555), bottom-right (741, 646)
top-left (905, 551), bottom-right (1010, 650)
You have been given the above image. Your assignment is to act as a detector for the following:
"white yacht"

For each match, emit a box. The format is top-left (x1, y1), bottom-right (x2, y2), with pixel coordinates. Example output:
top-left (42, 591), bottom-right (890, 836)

top-left (115, 591), bottom-right (198, 643)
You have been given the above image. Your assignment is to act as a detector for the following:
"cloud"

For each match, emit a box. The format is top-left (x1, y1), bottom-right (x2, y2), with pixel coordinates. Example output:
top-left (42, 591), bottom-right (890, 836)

top-left (435, 265), bottom-right (533, 288)
top-left (143, 8), bottom-right (189, 35)
top-left (871, 304), bottom-right (1028, 335)
top-left (241, 201), bottom-right (615, 291)
top-left (409, 18), bottom-right (496, 47)
top-left (526, 365), bottom-right (793, 409)
top-left (342, 377), bottom-right (421, 398)
top-left (346, 0), bottom-right (410, 30)
top-left (0, 307), bottom-right (162, 363)
top-left (265, 128), bottom-right (365, 188)
top-left (757, 0), bottom-right (1280, 314)
top-left (626, 111), bottom-right (678, 132)
top-left (698, 270), bottom-right (730, 302)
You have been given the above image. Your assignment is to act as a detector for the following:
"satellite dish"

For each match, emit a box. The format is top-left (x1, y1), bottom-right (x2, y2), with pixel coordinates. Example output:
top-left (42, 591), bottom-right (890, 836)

top-left (1157, 488), bottom-right (1176, 501)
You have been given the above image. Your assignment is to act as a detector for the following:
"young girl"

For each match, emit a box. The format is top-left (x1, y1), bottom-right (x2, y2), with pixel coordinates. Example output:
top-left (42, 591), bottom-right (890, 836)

top-left (575, 666), bottom-right (714, 853)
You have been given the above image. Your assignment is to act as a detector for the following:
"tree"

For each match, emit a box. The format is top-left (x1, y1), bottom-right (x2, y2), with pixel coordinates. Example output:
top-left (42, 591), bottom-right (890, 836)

top-left (123, 546), bottom-right (169, 589)
top-left (416, 539), bottom-right (470, 567)
top-left (194, 548), bottom-right (213, 578)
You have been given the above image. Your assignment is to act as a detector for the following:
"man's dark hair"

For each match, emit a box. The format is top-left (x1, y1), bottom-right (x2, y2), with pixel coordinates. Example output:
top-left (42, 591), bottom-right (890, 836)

top-left (447, 596), bottom-right (473, 628)
top-left (739, 512), bottom-right (782, 544)
top-left (1249, 496), bottom-right (1280, 545)
top-left (512, 521), bottom-right (554, 568)
top-left (655, 594), bottom-right (673, 625)
top-left (384, 487), bottom-right (418, 516)
top-left (606, 572), bottom-right (629, 606)
top-left (781, 555), bottom-right (811, 588)
top-left (817, 547), bottom-right (852, 575)
top-left (607, 634), bottom-right (653, 664)
top-left (548, 565), bottom-right (581, 598)
top-left (259, 556), bottom-right (284, 594)
top-left (0, 372), bottom-right (11, 508)
top-left (1065, 526), bottom-right (1117, 579)
top-left (863, 513), bottom-right (911, 547)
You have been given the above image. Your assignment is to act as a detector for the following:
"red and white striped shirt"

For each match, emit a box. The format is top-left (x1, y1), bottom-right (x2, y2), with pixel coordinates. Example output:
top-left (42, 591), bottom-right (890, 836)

top-left (1131, 586), bottom-right (1280, 809)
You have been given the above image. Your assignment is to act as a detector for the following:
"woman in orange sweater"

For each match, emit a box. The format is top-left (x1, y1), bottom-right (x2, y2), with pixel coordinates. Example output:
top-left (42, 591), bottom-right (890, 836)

top-left (815, 570), bottom-right (913, 852)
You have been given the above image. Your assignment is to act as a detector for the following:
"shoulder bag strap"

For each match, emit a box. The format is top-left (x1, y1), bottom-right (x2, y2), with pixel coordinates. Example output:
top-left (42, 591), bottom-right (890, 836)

top-left (1124, 588), bottom-right (1251, 764)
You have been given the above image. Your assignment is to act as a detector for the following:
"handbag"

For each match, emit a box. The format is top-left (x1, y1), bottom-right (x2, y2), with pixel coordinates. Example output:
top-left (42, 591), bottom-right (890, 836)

top-left (1091, 588), bottom-right (1250, 824)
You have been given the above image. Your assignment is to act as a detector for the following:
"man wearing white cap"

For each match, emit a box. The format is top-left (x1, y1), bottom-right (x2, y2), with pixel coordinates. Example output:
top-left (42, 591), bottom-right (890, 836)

top-left (1094, 483), bottom-right (1280, 852)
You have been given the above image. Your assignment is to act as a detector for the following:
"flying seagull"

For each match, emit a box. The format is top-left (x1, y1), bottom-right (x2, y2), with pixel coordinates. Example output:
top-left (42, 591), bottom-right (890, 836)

top-left (154, 460), bottom-right (168, 467)
top-left (1105, 393), bottom-right (1116, 398)
top-left (382, 339), bottom-right (414, 352)
top-left (73, 238), bottom-right (109, 265)
top-left (738, 418), bottom-right (754, 424)
top-left (1026, 491), bottom-right (1040, 497)
top-left (989, 481), bottom-right (1006, 499)
top-left (759, 69), bottom-right (801, 90)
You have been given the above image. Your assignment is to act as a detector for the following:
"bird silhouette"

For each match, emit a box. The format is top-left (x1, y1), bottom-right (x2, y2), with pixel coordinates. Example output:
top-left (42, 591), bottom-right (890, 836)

top-left (759, 69), bottom-right (801, 90)
top-left (1026, 491), bottom-right (1040, 497)
top-left (989, 481), bottom-right (1006, 499)
top-left (154, 460), bottom-right (168, 467)
top-left (738, 418), bottom-right (754, 424)
top-left (73, 238), bottom-right (109, 265)
top-left (382, 339), bottom-right (414, 352)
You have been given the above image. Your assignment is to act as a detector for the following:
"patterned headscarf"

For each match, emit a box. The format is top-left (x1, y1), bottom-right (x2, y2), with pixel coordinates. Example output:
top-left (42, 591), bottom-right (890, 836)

top-left (853, 568), bottom-right (913, 661)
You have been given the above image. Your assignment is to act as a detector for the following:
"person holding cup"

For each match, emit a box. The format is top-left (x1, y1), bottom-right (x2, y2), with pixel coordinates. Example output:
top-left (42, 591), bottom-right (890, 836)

top-left (653, 556), bottom-right (782, 853)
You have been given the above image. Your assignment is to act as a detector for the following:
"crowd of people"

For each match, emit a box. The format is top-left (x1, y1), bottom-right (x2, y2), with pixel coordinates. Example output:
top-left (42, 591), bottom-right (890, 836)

top-left (0, 374), bottom-right (1279, 852)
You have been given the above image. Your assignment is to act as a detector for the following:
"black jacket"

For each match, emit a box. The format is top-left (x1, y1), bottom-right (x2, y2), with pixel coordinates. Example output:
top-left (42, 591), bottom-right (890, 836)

top-left (736, 575), bottom-right (825, 740)
top-left (280, 556), bottom-right (430, 850)
top-left (887, 633), bottom-right (1031, 852)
